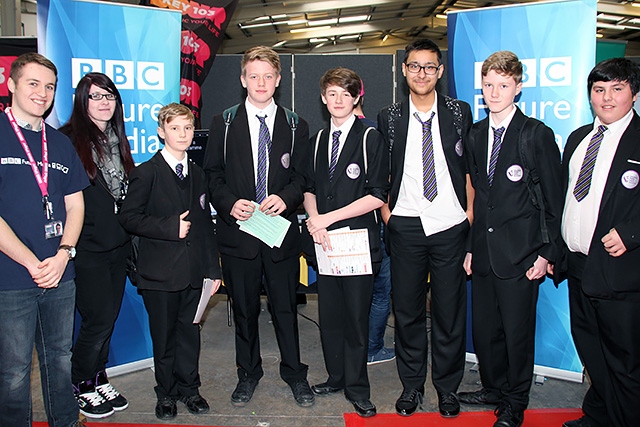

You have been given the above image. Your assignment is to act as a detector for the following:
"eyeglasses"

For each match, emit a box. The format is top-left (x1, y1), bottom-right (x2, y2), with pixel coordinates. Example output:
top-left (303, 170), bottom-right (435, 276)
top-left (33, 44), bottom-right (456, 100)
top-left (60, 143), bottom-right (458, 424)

top-left (405, 63), bottom-right (442, 75)
top-left (88, 92), bottom-right (117, 101)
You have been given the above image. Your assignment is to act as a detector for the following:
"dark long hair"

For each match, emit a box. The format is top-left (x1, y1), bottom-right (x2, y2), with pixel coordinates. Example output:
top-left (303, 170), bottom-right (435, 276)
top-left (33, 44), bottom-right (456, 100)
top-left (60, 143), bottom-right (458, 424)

top-left (59, 72), bottom-right (134, 182)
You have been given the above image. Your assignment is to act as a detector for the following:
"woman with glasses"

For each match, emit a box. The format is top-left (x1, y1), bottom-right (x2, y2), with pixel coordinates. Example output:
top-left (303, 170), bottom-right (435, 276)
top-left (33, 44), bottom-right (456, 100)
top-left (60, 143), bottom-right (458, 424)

top-left (60, 72), bottom-right (134, 419)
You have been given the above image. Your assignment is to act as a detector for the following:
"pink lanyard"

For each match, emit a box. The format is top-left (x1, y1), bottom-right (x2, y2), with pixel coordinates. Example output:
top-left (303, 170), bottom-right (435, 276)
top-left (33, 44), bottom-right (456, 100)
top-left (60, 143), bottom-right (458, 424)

top-left (6, 109), bottom-right (49, 198)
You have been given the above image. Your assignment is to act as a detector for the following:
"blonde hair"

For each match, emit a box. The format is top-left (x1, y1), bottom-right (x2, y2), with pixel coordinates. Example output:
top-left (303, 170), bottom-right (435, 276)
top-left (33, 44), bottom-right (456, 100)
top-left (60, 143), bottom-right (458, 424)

top-left (481, 51), bottom-right (523, 84)
top-left (241, 46), bottom-right (281, 75)
top-left (158, 103), bottom-right (194, 128)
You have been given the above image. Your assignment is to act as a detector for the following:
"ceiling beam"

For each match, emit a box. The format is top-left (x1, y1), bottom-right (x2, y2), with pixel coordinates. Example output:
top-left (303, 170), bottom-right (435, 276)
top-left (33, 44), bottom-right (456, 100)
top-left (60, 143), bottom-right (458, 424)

top-left (233, 0), bottom-right (406, 21)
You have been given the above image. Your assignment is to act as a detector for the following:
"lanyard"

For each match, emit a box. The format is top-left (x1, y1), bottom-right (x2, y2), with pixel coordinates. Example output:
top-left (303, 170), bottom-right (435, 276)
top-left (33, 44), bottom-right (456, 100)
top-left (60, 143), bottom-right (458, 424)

top-left (5, 109), bottom-right (49, 198)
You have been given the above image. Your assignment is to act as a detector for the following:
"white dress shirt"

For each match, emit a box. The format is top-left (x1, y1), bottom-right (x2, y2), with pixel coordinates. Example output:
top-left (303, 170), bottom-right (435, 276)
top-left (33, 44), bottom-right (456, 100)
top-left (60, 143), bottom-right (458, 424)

top-left (245, 98), bottom-right (277, 193)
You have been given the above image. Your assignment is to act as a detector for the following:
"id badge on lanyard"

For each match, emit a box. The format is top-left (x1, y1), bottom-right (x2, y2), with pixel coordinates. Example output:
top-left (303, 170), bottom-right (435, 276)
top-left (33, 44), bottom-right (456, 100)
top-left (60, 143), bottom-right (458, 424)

top-left (6, 110), bottom-right (63, 239)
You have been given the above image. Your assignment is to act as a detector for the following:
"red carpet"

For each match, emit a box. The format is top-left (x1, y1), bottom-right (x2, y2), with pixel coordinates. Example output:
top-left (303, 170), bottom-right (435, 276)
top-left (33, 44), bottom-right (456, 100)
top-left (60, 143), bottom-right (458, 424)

top-left (34, 409), bottom-right (582, 427)
top-left (343, 408), bottom-right (583, 427)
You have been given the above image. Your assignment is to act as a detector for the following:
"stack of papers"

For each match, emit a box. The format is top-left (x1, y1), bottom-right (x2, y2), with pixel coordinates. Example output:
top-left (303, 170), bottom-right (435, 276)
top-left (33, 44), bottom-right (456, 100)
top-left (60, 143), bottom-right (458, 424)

top-left (237, 201), bottom-right (291, 248)
top-left (314, 227), bottom-right (372, 276)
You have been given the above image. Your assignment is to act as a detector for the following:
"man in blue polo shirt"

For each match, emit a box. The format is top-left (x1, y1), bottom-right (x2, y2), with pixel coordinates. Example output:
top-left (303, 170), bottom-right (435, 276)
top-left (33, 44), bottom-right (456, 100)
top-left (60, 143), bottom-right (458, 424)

top-left (0, 52), bottom-right (89, 427)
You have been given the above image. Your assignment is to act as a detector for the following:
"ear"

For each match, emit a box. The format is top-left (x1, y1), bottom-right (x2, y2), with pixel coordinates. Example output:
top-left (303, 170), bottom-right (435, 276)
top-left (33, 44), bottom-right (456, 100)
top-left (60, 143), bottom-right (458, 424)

top-left (515, 81), bottom-right (523, 97)
top-left (401, 63), bottom-right (407, 78)
top-left (240, 74), bottom-right (247, 88)
top-left (157, 126), bottom-right (165, 140)
top-left (436, 64), bottom-right (444, 79)
top-left (7, 77), bottom-right (16, 94)
top-left (275, 74), bottom-right (281, 88)
top-left (354, 95), bottom-right (360, 105)
top-left (321, 93), bottom-right (327, 105)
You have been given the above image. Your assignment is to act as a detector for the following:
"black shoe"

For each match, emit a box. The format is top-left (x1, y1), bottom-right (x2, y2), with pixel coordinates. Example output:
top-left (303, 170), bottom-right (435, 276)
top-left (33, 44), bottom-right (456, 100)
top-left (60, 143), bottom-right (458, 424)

top-left (438, 391), bottom-right (460, 417)
top-left (290, 379), bottom-right (315, 407)
top-left (155, 397), bottom-right (177, 420)
top-left (180, 394), bottom-right (210, 414)
top-left (95, 371), bottom-right (128, 411)
top-left (73, 380), bottom-right (115, 419)
top-left (230, 378), bottom-right (259, 407)
top-left (349, 399), bottom-right (377, 418)
top-left (563, 417), bottom-right (594, 427)
top-left (458, 388), bottom-right (502, 406)
top-left (493, 401), bottom-right (524, 427)
top-left (395, 388), bottom-right (423, 416)
top-left (311, 382), bottom-right (343, 396)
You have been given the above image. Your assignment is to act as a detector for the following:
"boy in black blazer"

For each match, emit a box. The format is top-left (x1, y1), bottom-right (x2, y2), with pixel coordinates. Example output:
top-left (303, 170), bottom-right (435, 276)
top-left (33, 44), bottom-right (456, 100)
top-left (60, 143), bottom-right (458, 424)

top-left (558, 58), bottom-right (640, 427)
top-left (203, 46), bottom-right (314, 408)
top-left (303, 67), bottom-right (389, 418)
top-left (119, 103), bottom-right (222, 420)
top-left (460, 51), bottom-right (562, 427)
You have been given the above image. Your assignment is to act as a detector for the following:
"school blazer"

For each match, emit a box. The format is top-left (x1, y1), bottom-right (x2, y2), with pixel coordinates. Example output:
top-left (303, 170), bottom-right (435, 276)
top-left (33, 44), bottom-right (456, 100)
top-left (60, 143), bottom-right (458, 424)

top-left (377, 94), bottom-right (472, 213)
top-left (119, 152), bottom-right (221, 291)
top-left (306, 118), bottom-right (389, 264)
top-left (204, 104), bottom-right (309, 262)
top-left (561, 112), bottom-right (640, 299)
top-left (467, 108), bottom-right (563, 279)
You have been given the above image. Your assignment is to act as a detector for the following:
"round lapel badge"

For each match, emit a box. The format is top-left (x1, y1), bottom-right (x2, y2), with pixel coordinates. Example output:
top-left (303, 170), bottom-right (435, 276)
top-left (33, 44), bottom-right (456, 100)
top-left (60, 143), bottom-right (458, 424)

top-left (621, 169), bottom-right (639, 189)
top-left (506, 164), bottom-right (524, 182)
top-left (199, 193), bottom-right (206, 210)
top-left (346, 163), bottom-right (361, 180)
top-left (281, 153), bottom-right (291, 169)
top-left (455, 140), bottom-right (463, 157)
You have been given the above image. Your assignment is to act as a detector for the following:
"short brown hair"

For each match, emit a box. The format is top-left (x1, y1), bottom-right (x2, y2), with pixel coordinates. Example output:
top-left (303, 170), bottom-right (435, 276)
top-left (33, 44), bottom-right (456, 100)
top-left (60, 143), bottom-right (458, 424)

top-left (158, 103), bottom-right (194, 128)
top-left (481, 51), bottom-right (523, 84)
top-left (320, 67), bottom-right (362, 98)
top-left (10, 52), bottom-right (58, 83)
top-left (241, 46), bottom-right (281, 75)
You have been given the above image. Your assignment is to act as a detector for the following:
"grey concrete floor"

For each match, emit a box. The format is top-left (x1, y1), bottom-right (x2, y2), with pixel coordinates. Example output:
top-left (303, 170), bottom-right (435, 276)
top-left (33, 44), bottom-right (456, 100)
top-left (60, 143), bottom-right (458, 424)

top-left (33, 293), bottom-right (588, 426)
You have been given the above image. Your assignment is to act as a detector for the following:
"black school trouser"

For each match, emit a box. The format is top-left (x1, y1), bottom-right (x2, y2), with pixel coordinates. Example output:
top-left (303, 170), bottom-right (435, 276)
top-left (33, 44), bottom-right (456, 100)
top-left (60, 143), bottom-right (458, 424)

top-left (567, 252), bottom-right (640, 427)
top-left (388, 216), bottom-right (468, 395)
top-left (221, 246), bottom-right (308, 385)
top-left (72, 242), bottom-right (129, 384)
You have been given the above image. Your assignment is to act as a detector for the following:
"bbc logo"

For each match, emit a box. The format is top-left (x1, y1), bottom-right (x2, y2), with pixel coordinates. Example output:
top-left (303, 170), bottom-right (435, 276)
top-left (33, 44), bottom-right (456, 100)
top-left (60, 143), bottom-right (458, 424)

top-left (71, 58), bottom-right (165, 91)
top-left (474, 57), bottom-right (572, 88)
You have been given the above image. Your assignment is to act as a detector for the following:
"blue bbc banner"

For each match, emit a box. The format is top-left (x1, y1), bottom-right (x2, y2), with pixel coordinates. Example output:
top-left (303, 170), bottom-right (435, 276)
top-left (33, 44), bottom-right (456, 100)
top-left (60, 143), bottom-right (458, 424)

top-left (37, 0), bottom-right (182, 164)
top-left (448, 0), bottom-right (597, 380)
top-left (37, 0), bottom-right (182, 373)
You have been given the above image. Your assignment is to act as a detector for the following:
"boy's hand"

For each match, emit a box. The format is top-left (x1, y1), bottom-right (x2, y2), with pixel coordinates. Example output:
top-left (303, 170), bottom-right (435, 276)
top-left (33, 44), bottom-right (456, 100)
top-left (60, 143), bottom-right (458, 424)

top-left (231, 199), bottom-right (255, 221)
top-left (526, 255), bottom-right (548, 281)
top-left (179, 210), bottom-right (191, 238)
top-left (602, 228), bottom-right (627, 257)
top-left (463, 252), bottom-right (472, 275)
top-left (259, 195), bottom-right (286, 216)
top-left (312, 229), bottom-right (332, 251)
top-left (209, 279), bottom-right (222, 295)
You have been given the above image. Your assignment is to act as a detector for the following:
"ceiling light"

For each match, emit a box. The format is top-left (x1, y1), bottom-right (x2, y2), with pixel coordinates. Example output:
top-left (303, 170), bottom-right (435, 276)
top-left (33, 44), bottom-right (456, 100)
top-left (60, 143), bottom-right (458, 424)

top-left (436, 14), bottom-right (448, 19)
top-left (273, 40), bottom-right (287, 47)
top-left (309, 18), bottom-right (338, 26)
top-left (310, 38), bottom-right (329, 43)
top-left (382, 34), bottom-right (389, 43)
top-left (338, 15), bottom-right (370, 24)
top-left (290, 26), bottom-right (332, 34)
top-left (286, 19), bottom-right (308, 26)
top-left (632, 2), bottom-right (640, 7)
top-left (340, 34), bottom-right (360, 40)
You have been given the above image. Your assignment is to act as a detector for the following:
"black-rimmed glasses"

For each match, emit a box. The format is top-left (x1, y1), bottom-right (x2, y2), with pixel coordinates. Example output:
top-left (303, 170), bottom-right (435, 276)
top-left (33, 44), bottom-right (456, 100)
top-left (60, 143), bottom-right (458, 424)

top-left (405, 62), bottom-right (442, 75)
top-left (88, 93), bottom-right (117, 101)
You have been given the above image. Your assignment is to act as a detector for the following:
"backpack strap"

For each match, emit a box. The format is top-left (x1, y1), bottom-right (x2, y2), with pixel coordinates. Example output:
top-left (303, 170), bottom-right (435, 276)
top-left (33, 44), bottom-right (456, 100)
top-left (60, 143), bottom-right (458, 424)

top-left (313, 129), bottom-right (323, 173)
top-left (283, 107), bottom-right (299, 155)
top-left (519, 118), bottom-right (550, 244)
top-left (222, 104), bottom-right (240, 164)
top-left (443, 95), bottom-right (464, 140)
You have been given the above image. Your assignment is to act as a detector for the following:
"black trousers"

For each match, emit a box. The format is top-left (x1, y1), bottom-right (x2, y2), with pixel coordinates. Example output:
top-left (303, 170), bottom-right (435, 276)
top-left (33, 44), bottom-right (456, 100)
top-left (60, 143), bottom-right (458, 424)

top-left (388, 216), bottom-right (468, 394)
top-left (317, 273), bottom-right (373, 401)
top-left (221, 245), bottom-right (308, 385)
top-left (471, 271), bottom-right (539, 412)
top-left (141, 285), bottom-right (202, 399)
top-left (568, 252), bottom-right (640, 427)
top-left (72, 242), bottom-right (129, 383)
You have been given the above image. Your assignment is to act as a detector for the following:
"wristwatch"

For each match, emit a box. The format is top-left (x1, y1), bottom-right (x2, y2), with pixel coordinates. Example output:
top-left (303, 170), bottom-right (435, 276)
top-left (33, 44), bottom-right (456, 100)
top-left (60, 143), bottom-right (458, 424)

top-left (58, 245), bottom-right (76, 260)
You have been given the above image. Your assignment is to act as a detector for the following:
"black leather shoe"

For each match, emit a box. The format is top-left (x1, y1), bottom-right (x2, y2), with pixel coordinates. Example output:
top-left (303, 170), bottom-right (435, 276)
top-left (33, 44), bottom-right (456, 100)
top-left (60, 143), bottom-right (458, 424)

top-left (230, 378), bottom-right (259, 407)
top-left (311, 382), bottom-right (343, 396)
top-left (290, 379), bottom-right (315, 407)
top-left (395, 388), bottom-right (423, 416)
top-left (155, 397), bottom-right (177, 420)
top-left (493, 401), bottom-right (524, 427)
top-left (349, 399), bottom-right (377, 418)
top-left (458, 388), bottom-right (502, 406)
top-left (438, 391), bottom-right (460, 417)
top-left (180, 394), bottom-right (210, 414)
top-left (563, 417), bottom-right (594, 427)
